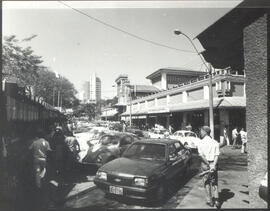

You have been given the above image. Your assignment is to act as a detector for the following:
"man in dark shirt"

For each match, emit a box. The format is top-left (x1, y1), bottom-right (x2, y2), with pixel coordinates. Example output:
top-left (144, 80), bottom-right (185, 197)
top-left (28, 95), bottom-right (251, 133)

top-left (29, 128), bottom-right (52, 188)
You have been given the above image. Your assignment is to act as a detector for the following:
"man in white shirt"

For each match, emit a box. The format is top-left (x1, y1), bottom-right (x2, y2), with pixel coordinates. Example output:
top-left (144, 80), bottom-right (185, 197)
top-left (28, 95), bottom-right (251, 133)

top-left (232, 127), bottom-right (239, 146)
top-left (197, 126), bottom-right (220, 208)
top-left (240, 128), bottom-right (247, 153)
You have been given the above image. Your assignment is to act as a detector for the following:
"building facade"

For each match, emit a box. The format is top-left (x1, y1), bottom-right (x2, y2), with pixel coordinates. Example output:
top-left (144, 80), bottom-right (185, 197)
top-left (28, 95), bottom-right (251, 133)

top-left (121, 68), bottom-right (246, 141)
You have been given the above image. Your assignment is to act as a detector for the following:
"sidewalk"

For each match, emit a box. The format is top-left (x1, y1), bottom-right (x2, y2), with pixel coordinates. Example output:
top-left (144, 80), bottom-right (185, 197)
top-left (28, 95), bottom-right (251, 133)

top-left (177, 146), bottom-right (249, 209)
top-left (49, 175), bottom-right (96, 206)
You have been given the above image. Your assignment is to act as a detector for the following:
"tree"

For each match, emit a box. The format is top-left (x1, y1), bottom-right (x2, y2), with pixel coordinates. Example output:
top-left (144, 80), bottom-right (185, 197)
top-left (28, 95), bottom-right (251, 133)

top-left (73, 103), bottom-right (98, 120)
top-left (2, 35), bottom-right (78, 108)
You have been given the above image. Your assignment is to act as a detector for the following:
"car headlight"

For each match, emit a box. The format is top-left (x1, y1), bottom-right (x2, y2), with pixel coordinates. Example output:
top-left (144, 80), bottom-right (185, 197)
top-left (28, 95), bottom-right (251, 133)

top-left (96, 171), bottom-right (107, 180)
top-left (134, 177), bottom-right (148, 186)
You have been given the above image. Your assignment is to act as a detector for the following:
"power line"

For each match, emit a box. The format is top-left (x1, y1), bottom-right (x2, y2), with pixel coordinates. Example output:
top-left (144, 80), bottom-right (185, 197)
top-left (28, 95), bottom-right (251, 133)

top-left (58, 1), bottom-right (196, 54)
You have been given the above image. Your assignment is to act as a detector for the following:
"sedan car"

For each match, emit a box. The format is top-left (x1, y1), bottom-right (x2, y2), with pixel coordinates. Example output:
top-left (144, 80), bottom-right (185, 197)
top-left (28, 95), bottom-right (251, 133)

top-left (169, 130), bottom-right (200, 149)
top-left (148, 129), bottom-right (169, 139)
top-left (94, 139), bottom-right (192, 202)
top-left (82, 132), bottom-right (140, 167)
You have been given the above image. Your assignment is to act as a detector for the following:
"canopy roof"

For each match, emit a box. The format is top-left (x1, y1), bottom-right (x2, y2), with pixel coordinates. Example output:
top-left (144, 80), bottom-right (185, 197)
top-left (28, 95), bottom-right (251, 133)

top-left (196, 0), bottom-right (268, 72)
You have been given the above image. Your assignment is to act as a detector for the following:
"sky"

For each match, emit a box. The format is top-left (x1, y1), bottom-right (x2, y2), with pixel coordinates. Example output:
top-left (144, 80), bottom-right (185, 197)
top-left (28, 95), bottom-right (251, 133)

top-left (3, 1), bottom-right (242, 99)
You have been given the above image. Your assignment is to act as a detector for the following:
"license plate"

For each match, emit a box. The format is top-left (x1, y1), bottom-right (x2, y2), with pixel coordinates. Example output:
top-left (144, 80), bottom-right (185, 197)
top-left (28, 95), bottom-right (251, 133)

top-left (109, 186), bottom-right (123, 195)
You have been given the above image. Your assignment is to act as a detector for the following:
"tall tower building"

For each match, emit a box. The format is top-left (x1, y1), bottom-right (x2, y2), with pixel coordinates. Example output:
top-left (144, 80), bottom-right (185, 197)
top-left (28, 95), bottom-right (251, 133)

top-left (89, 73), bottom-right (101, 104)
top-left (81, 73), bottom-right (101, 104)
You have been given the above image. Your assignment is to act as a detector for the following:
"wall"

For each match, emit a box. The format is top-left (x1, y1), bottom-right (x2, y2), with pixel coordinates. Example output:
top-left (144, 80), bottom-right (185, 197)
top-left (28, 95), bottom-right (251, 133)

top-left (187, 88), bottom-right (204, 101)
top-left (157, 96), bottom-right (167, 106)
top-left (244, 13), bottom-right (268, 208)
top-left (231, 82), bottom-right (244, 96)
top-left (169, 93), bottom-right (182, 104)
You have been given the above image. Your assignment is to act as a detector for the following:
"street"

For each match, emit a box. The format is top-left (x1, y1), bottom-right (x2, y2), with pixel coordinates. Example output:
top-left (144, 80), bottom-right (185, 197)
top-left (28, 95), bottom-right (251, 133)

top-left (54, 146), bottom-right (248, 209)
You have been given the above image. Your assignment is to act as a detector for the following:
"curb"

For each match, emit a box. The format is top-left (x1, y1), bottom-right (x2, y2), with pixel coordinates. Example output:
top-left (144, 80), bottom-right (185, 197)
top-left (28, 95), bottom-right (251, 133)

top-left (64, 184), bottom-right (97, 202)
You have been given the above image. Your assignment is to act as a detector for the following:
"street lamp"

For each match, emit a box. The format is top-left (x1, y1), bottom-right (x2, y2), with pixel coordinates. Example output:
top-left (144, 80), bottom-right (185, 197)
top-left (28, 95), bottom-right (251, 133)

top-left (174, 29), bottom-right (214, 138)
top-left (126, 85), bottom-right (132, 127)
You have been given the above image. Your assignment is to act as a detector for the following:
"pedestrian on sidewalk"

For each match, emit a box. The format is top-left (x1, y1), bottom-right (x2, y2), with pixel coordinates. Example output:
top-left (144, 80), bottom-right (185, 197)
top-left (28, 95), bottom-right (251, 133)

top-left (223, 126), bottom-right (230, 146)
top-left (197, 126), bottom-right (221, 208)
top-left (240, 128), bottom-right (247, 153)
top-left (51, 126), bottom-right (68, 185)
top-left (28, 128), bottom-right (52, 210)
top-left (232, 127), bottom-right (239, 147)
top-left (65, 131), bottom-right (80, 172)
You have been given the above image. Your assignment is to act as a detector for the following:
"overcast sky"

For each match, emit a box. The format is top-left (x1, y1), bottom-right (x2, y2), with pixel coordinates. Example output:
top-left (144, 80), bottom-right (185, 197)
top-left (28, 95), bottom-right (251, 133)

top-left (3, 1), bottom-right (242, 99)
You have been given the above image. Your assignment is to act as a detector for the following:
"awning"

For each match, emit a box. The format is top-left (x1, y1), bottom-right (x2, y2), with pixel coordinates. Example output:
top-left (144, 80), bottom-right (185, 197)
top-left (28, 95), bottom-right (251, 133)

top-left (101, 110), bottom-right (118, 117)
top-left (121, 97), bottom-right (245, 116)
top-left (169, 97), bottom-right (246, 112)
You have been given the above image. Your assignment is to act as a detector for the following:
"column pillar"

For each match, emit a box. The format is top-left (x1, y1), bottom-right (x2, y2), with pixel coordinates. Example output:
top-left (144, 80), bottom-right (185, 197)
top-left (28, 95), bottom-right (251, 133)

top-left (182, 112), bottom-right (188, 129)
top-left (161, 72), bottom-right (167, 90)
top-left (166, 115), bottom-right (170, 129)
top-left (204, 110), bottom-right (209, 125)
top-left (183, 91), bottom-right (187, 103)
top-left (219, 109), bottom-right (229, 142)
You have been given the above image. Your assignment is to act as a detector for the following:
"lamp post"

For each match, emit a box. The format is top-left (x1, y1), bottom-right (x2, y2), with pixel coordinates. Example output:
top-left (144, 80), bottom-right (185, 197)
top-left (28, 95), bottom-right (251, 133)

top-left (126, 85), bottom-right (132, 127)
top-left (174, 29), bottom-right (214, 138)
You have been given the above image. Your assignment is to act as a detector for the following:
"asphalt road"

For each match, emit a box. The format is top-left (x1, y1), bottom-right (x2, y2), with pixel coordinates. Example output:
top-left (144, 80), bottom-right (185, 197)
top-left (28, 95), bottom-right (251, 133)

top-left (63, 153), bottom-right (202, 209)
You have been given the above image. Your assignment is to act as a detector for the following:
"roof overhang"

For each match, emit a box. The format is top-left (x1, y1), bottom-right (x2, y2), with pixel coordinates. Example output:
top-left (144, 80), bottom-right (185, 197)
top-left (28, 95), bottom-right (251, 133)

top-left (146, 68), bottom-right (206, 80)
top-left (196, 0), bottom-right (268, 71)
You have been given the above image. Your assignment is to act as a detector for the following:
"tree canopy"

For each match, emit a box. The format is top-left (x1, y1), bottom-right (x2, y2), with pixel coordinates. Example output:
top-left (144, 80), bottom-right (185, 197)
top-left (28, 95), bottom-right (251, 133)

top-left (2, 35), bottom-right (78, 108)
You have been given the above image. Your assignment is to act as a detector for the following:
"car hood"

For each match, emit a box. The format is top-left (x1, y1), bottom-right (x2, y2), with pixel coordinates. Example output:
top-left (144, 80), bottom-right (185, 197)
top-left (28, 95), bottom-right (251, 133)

top-left (100, 157), bottom-right (165, 177)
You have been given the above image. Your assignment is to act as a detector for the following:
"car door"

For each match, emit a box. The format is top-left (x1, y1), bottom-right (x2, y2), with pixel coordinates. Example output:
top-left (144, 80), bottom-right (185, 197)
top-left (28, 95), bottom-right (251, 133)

top-left (166, 143), bottom-right (184, 179)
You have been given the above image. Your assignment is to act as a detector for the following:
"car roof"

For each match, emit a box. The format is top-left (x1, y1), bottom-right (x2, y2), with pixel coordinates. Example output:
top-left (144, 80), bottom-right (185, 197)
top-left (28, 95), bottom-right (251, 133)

top-left (134, 138), bottom-right (179, 145)
top-left (175, 130), bottom-right (194, 133)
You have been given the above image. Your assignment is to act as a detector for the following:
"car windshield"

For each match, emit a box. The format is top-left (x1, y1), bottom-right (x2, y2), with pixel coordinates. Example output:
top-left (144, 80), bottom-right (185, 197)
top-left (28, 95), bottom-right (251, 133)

top-left (123, 143), bottom-right (165, 161)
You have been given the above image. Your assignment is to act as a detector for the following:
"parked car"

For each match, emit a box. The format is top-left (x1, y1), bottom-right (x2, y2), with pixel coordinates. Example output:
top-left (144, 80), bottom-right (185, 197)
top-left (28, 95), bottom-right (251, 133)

top-left (148, 128), bottom-right (169, 139)
top-left (126, 127), bottom-right (150, 138)
top-left (169, 130), bottom-right (200, 150)
top-left (82, 132), bottom-right (140, 167)
top-left (259, 172), bottom-right (267, 202)
top-left (94, 139), bottom-right (192, 202)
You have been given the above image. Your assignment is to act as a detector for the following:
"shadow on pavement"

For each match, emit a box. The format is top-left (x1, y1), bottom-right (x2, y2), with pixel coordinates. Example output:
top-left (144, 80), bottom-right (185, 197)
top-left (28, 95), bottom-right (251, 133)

top-left (219, 188), bottom-right (235, 207)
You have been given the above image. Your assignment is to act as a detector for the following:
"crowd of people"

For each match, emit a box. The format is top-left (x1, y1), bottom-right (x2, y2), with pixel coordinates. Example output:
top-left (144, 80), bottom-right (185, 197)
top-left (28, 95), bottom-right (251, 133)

top-left (1, 121), bottom-right (80, 211)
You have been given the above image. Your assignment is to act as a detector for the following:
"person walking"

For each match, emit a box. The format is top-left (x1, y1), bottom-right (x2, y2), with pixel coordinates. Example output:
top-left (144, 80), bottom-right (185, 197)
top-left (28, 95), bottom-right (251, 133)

top-left (65, 132), bottom-right (81, 172)
top-left (240, 128), bottom-right (247, 153)
top-left (223, 126), bottom-right (230, 146)
top-left (51, 126), bottom-right (68, 185)
top-left (197, 126), bottom-right (221, 208)
top-left (28, 128), bottom-right (52, 210)
top-left (232, 127), bottom-right (239, 146)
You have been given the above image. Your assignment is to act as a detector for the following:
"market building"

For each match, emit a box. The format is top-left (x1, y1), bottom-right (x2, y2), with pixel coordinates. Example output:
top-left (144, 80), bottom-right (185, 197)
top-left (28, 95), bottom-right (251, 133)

top-left (101, 74), bottom-right (160, 121)
top-left (121, 67), bottom-right (246, 141)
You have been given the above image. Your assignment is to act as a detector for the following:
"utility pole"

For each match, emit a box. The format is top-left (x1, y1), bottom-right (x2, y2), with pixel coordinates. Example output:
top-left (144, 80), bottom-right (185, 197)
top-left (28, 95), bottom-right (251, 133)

top-left (174, 30), bottom-right (214, 138)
